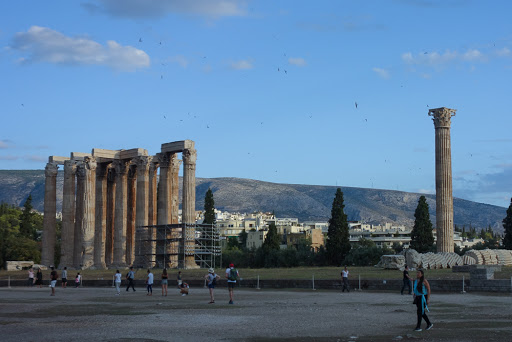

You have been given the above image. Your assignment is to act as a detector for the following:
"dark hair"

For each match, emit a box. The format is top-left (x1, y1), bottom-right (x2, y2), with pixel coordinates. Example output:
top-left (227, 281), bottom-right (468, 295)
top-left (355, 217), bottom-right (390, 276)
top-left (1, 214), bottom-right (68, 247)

top-left (163, 269), bottom-right (167, 276)
top-left (416, 269), bottom-right (425, 293)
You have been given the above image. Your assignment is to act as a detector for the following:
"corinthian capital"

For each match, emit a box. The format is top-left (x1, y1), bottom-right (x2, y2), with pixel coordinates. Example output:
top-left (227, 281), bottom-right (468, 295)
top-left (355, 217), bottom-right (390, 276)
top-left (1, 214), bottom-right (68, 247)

top-left (113, 160), bottom-right (129, 175)
top-left (45, 162), bottom-right (59, 177)
top-left (428, 107), bottom-right (456, 128)
top-left (182, 149), bottom-right (197, 165)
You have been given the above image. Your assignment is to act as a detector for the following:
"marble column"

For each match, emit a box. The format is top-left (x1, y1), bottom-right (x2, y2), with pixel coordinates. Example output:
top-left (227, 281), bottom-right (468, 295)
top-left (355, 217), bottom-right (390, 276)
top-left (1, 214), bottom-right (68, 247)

top-left (59, 160), bottom-right (76, 269)
top-left (157, 153), bottom-right (172, 225)
top-left (148, 161), bottom-right (158, 267)
top-left (126, 165), bottom-right (137, 265)
top-left (73, 161), bottom-right (85, 268)
top-left (105, 167), bottom-right (116, 266)
top-left (93, 162), bottom-right (108, 269)
top-left (169, 156), bottom-right (182, 267)
top-left (113, 160), bottom-right (129, 267)
top-left (429, 107), bottom-right (457, 253)
top-left (41, 162), bottom-right (59, 266)
top-left (182, 148), bottom-right (198, 268)
top-left (80, 157), bottom-right (97, 269)
top-left (134, 156), bottom-right (150, 267)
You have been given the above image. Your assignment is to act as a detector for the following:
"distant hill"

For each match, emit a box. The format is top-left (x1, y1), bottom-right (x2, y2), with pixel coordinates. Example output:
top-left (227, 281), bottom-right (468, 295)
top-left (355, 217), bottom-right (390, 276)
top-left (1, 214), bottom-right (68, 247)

top-left (0, 170), bottom-right (506, 233)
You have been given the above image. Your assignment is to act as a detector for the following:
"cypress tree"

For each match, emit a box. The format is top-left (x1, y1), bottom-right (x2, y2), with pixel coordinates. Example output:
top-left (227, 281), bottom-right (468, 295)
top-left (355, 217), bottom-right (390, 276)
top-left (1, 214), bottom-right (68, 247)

top-left (502, 198), bottom-right (512, 249)
top-left (203, 188), bottom-right (216, 225)
top-left (19, 194), bottom-right (34, 238)
top-left (326, 188), bottom-right (351, 266)
top-left (409, 196), bottom-right (435, 253)
top-left (263, 222), bottom-right (281, 251)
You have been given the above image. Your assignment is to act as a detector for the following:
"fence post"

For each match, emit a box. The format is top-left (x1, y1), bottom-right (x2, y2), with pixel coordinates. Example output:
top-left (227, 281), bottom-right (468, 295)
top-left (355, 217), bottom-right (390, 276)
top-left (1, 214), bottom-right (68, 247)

top-left (204, 278), bottom-right (207, 289)
top-left (8, 276), bottom-right (11, 289)
top-left (112, 275), bottom-right (115, 288)
top-left (462, 275), bottom-right (466, 294)
top-left (256, 275), bottom-right (260, 290)
top-left (312, 274), bottom-right (316, 291)
top-left (359, 274), bottom-right (361, 291)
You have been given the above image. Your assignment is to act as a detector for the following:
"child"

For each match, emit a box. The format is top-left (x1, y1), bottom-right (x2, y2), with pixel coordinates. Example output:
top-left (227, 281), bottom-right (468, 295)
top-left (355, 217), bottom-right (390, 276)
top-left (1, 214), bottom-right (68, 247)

top-left (179, 281), bottom-right (189, 296)
top-left (75, 273), bottom-right (81, 288)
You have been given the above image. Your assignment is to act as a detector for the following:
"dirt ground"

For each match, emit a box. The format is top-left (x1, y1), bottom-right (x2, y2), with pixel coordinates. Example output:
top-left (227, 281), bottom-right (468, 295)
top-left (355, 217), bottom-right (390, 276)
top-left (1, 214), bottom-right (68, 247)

top-left (0, 286), bottom-right (511, 342)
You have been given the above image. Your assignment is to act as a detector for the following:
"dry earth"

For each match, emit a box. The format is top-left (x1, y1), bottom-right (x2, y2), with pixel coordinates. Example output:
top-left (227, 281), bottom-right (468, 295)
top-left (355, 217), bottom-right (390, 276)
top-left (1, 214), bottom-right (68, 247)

top-left (0, 286), bottom-right (511, 341)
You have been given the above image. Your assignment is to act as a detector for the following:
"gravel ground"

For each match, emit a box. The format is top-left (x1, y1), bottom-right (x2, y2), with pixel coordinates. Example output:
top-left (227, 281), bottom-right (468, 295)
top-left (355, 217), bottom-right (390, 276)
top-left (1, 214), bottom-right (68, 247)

top-left (0, 286), bottom-right (511, 341)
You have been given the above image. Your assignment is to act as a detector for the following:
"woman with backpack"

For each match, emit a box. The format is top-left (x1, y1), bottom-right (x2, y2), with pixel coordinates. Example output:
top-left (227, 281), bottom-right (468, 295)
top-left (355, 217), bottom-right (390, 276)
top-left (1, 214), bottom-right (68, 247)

top-left (225, 263), bottom-right (239, 305)
top-left (205, 268), bottom-right (220, 304)
top-left (413, 269), bottom-right (433, 332)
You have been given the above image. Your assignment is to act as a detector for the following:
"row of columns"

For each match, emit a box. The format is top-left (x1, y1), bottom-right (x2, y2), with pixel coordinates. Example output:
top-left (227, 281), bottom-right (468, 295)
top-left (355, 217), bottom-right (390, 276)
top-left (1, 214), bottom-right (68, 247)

top-left (41, 144), bottom-right (197, 269)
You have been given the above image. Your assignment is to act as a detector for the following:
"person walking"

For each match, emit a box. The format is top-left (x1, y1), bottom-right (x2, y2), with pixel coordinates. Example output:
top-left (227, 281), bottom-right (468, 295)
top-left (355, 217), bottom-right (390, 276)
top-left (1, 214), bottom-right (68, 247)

top-left (205, 268), bottom-right (220, 304)
top-left (75, 272), bottom-right (81, 288)
top-left (146, 269), bottom-right (154, 296)
top-left (341, 266), bottom-right (350, 292)
top-left (114, 270), bottom-right (122, 295)
top-left (225, 263), bottom-right (239, 304)
top-left (35, 268), bottom-right (43, 288)
top-left (401, 265), bottom-right (412, 295)
top-left (161, 269), bottom-right (168, 296)
top-left (126, 267), bottom-right (136, 292)
top-left (27, 268), bottom-right (34, 287)
top-left (413, 269), bottom-right (433, 332)
top-left (61, 267), bottom-right (68, 288)
top-left (50, 266), bottom-right (58, 296)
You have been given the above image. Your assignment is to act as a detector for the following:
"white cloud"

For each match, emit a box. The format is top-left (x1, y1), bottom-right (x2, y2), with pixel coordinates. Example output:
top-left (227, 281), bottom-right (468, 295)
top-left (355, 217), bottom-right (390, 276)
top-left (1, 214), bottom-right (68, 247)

top-left (462, 49), bottom-right (484, 61)
top-left (230, 59), bottom-right (253, 70)
top-left (496, 47), bottom-right (511, 57)
top-left (402, 50), bottom-right (458, 66)
top-left (417, 188), bottom-right (435, 194)
top-left (288, 57), bottom-right (307, 67)
top-left (168, 55), bottom-right (189, 68)
top-left (0, 155), bottom-right (18, 160)
top-left (372, 67), bottom-right (390, 79)
top-left (0, 140), bottom-right (10, 149)
top-left (25, 155), bottom-right (47, 163)
top-left (9, 26), bottom-right (150, 71)
top-left (82, 0), bottom-right (247, 19)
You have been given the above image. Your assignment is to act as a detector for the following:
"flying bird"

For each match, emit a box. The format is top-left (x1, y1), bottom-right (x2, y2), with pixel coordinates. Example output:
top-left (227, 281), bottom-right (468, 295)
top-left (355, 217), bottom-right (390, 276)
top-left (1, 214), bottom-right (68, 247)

top-left (355, 102), bottom-right (358, 109)
top-left (139, 38), bottom-right (142, 42)
top-left (278, 67), bottom-right (280, 72)
top-left (163, 115), bottom-right (166, 119)
top-left (284, 70), bottom-right (287, 74)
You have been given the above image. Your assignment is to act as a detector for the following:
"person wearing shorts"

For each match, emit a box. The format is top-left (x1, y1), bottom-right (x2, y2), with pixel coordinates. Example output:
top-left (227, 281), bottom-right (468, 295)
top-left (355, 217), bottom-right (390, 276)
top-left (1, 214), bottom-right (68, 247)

top-left (114, 270), bottom-right (122, 295)
top-left (161, 269), bottom-right (168, 296)
top-left (61, 267), bottom-right (68, 288)
top-left (50, 266), bottom-right (58, 296)
top-left (205, 268), bottom-right (220, 304)
top-left (225, 263), bottom-right (239, 305)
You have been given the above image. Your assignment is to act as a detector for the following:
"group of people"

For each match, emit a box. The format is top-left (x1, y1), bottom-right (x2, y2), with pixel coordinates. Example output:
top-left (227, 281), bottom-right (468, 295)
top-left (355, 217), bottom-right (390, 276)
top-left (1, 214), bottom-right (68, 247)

top-left (27, 266), bottom-right (81, 294)
top-left (112, 263), bottom-right (239, 304)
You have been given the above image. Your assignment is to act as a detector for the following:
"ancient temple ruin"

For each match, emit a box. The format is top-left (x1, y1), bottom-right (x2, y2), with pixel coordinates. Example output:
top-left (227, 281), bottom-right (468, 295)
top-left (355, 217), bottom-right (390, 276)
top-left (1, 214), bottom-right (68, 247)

top-left (41, 140), bottom-right (199, 269)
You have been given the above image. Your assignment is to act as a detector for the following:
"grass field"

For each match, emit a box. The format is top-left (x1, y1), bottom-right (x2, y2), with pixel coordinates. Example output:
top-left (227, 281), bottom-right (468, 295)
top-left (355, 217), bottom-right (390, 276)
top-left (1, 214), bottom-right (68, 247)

top-left (2, 266), bottom-right (512, 281)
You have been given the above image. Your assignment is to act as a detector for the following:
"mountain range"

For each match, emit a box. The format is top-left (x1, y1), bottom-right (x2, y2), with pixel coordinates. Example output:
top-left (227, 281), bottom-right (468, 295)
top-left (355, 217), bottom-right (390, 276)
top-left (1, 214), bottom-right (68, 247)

top-left (0, 170), bottom-right (506, 233)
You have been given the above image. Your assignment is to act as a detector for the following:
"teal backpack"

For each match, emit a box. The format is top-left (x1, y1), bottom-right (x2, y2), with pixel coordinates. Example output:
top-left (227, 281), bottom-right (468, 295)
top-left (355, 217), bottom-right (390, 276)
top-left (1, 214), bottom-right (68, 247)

top-left (229, 268), bottom-right (238, 281)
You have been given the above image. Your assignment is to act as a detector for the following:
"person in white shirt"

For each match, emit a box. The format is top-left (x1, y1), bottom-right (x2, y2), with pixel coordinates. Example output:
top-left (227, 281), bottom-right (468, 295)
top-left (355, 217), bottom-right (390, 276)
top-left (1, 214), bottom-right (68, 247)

top-left (61, 267), bottom-right (68, 288)
top-left (341, 266), bottom-right (350, 292)
top-left (146, 269), bottom-right (154, 296)
top-left (114, 270), bottom-right (122, 295)
top-left (205, 268), bottom-right (220, 304)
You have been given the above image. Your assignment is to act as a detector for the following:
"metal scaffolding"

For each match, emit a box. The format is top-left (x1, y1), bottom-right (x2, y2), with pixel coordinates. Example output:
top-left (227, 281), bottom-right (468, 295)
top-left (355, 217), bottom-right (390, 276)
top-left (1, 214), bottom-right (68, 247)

top-left (135, 224), bottom-right (221, 269)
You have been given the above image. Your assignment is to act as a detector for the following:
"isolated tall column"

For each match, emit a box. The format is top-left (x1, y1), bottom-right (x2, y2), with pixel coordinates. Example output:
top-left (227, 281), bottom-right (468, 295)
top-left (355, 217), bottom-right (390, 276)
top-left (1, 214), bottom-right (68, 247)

top-left (59, 160), bottom-right (76, 268)
top-left (429, 107), bottom-right (457, 253)
top-left (41, 162), bottom-right (59, 266)
top-left (182, 148), bottom-right (198, 268)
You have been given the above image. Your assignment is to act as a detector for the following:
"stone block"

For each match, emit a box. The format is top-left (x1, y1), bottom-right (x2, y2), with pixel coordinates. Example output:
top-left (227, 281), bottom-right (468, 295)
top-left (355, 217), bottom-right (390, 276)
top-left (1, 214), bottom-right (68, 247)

top-left (161, 140), bottom-right (194, 153)
top-left (119, 148), bottom-right (148, 159)
top-left (6, 261), bottom-right (34, 271)
top-left (49, 156), bottom-right (69, 164)
top-left (92, 148), bottom-right (120, 159)
top-left (71, 152), bottom-right (91, 160)
top-left (376, 255), bottom-right (405, 269)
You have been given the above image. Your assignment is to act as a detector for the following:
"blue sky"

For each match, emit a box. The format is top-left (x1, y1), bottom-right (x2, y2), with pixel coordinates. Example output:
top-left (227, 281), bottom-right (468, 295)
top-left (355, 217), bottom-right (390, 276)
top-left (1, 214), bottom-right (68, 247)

top-left (1, 0), bottom-right (511, 208)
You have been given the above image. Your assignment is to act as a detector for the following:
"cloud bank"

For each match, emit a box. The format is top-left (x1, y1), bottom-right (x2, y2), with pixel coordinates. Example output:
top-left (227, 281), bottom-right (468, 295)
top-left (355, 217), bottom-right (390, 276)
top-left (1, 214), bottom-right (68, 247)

top-left (82, 0), bottom-right (247, 19)
top-left (9, 26), bottom-right (150, 71)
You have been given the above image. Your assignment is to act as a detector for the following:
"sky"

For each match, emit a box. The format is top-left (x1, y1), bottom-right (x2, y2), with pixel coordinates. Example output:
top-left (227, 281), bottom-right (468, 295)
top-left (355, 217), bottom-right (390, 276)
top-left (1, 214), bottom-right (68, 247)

top-left (1, 0), bottom-right (511, 208)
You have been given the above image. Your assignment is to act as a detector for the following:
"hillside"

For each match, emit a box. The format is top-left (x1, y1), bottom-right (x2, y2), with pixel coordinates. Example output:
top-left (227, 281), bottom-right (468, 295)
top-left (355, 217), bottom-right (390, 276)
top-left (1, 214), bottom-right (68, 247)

top-left (0, 170), bottom-right (506, 233)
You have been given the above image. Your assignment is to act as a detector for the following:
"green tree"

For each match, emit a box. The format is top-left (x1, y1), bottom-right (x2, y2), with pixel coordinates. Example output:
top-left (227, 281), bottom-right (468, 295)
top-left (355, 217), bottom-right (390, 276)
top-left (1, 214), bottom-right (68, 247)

top-left (262, 222), bottom-right (281, 251)
top-left (502, 198), bottom-right (512, 249)
top-left (203, 188), bottom-right (216, 225)
top-left (326, 188), bottom-right (351, 266)
top-left (238, 229), bottom-right (248, 250)
top-left (19, 194), bottom-right (34, 238)
top-left (409, 196), bottom-right (435, 253)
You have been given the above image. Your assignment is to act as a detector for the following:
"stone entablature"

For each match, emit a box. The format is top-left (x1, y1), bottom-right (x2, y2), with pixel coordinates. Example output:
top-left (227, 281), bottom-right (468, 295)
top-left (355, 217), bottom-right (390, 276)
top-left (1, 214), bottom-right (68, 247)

top-left (41, 140), bottom-right (197, 270)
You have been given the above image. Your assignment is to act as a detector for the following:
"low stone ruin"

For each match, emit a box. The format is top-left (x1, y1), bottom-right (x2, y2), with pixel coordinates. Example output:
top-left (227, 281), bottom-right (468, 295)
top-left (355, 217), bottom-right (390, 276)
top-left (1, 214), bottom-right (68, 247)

top-left (377, 248), bottom-right (512, 270)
